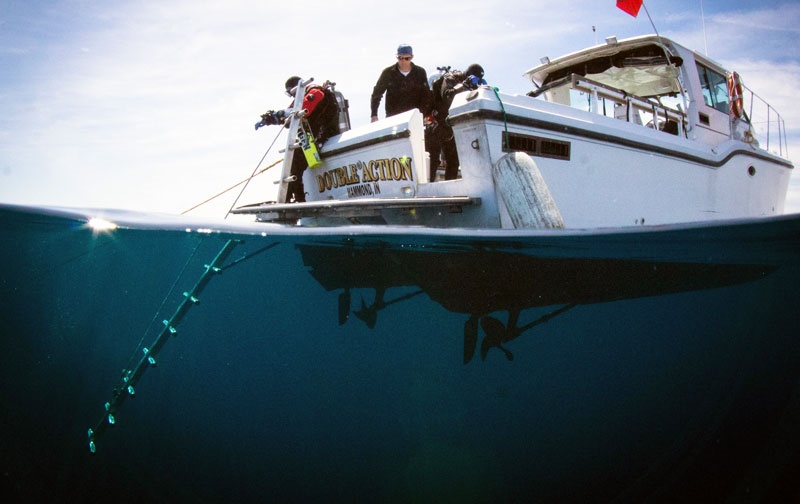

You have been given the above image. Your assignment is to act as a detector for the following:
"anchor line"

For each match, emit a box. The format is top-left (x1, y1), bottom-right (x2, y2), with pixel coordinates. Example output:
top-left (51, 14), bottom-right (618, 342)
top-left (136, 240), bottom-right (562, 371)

top-left (181, 158), bottom-right (283, 217)
top-left (181, 122), bottom-right (286, 217)
top-left (219, 242), bottom-right (280, 272)
top-left (224, 125), bottom-right (287, 219)
top-left (516, 303), bottom-right (577, 334)
top-left (87, 238), bottom-right (243, 453)
top-left (124, 237), bottom-right (206, 371)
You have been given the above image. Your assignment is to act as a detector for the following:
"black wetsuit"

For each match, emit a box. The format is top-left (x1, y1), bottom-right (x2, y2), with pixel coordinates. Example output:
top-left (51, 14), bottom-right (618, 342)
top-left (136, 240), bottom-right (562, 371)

top-left (430, 71), bottom-right (465, 180)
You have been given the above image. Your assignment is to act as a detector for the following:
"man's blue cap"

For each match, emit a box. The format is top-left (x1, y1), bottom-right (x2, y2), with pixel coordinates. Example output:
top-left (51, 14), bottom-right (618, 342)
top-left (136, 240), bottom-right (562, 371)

top-left (397, 44), bottom-right (413, 55)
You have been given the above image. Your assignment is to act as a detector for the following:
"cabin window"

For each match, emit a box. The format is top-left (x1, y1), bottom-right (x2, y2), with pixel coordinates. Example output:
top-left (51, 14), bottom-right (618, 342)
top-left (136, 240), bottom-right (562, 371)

top-left (696, 63), bottom-right (729, 114)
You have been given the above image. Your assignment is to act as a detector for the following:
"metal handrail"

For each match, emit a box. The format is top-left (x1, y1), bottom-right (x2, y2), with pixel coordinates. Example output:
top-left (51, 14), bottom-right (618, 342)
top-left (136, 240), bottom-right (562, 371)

top-left (741, 84), bottom-right (788, 158)
top-left (571, 74), bottom-right (687, 136)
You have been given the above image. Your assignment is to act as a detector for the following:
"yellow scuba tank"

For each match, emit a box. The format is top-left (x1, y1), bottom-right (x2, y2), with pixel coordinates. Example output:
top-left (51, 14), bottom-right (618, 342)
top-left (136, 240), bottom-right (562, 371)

top-left (297, 119), bottom-right (322, 169)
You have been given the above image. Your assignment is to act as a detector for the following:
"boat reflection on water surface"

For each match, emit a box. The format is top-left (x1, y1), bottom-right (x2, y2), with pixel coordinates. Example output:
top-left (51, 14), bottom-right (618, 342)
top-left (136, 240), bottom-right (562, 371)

top-left (298, 241), bottom-right (777, 364)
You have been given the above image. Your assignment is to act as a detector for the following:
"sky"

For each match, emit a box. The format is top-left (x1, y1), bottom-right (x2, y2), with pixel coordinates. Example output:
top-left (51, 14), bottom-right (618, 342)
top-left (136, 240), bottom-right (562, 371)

top-left (1, 0), bottom-right (799, 219)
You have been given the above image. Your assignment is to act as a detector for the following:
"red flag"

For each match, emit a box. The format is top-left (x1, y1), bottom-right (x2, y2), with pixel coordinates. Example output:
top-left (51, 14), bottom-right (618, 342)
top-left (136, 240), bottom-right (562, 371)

top-left (617, 0), bottom-right (643, 17)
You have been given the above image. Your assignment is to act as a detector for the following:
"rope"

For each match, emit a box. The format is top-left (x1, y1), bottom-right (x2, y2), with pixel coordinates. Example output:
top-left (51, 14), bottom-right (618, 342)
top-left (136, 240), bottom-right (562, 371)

top-left (491, 86), bottom-right (510, 150)
top-left (180, 125), bottom-right (286, 216)
top-left (181, 158), bottom-right (283, 215)
top-left (225, 126), bottom-right (288, 219)
top-left (125, 237), bottom-right (205, 371)
top-left (220, 242), bottom-right (280, 272)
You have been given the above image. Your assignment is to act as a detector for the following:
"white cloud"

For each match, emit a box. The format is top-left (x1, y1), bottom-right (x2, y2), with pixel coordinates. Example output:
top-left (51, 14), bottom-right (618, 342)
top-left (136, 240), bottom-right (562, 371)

top-left (712, 3), bottom-right (800, 34)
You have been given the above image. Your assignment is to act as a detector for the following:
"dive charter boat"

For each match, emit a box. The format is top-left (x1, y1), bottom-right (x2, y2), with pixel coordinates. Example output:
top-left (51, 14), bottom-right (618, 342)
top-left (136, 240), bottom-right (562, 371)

top-left (232, 34), bottom-right (793, 229)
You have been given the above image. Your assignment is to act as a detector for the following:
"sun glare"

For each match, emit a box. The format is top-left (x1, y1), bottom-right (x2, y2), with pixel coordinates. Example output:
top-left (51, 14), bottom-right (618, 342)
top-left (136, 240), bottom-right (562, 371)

top-left (87, 217), bottom-right (118, 232)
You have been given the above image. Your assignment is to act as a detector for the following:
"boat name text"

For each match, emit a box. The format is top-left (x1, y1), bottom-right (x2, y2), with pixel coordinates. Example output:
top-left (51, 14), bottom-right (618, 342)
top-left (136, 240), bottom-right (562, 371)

top-left (316, 157), bottom-right (414, 197)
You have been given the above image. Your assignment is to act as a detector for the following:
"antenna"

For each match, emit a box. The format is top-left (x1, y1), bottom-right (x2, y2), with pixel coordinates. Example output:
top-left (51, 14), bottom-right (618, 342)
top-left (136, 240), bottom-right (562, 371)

top-left (700, 0), bottom-right (708, 55)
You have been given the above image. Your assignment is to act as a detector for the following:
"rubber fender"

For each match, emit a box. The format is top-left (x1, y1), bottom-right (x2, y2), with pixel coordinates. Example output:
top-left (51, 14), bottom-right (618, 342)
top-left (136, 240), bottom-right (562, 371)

top-left (493, 152), bottom-right (564, 229)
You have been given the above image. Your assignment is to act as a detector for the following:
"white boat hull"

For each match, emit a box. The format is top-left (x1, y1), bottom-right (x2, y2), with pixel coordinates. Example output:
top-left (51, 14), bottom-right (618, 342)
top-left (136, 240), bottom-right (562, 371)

top-left (447, 89), bottom-right (791, 228)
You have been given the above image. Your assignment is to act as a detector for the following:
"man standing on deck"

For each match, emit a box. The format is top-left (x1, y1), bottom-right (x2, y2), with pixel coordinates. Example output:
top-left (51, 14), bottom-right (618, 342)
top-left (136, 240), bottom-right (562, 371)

top-left (370, 44), bottom-right (432, 122)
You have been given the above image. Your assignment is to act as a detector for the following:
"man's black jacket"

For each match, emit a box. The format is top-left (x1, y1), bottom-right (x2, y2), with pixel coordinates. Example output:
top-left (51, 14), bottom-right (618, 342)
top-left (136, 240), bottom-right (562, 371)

top-left (370, 63), bottom-right (432, 118)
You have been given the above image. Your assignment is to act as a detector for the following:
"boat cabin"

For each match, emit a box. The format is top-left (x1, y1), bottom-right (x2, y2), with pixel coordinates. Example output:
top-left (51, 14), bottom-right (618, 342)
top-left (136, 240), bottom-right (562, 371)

top-left (524, 35), bottom-right (786, 156)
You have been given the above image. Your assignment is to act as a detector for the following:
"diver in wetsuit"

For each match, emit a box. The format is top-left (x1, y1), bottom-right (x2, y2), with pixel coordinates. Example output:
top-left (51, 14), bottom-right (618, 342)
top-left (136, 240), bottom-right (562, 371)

top-left (255, 76), bottom-right (340, 202)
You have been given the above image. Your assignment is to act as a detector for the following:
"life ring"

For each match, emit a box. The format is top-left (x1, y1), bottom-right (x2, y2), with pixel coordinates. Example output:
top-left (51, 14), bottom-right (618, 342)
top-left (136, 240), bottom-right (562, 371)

top-left (727, 72), bottom-right (744, 119)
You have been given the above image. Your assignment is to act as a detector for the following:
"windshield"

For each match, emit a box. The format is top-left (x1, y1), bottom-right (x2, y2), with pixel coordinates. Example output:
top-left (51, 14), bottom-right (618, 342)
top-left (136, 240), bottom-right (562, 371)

top-left (538, 44), bottom-right (683, 98)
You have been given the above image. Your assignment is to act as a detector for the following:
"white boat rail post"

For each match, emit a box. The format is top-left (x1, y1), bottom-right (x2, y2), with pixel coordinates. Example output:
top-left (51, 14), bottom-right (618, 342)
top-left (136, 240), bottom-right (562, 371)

top-left (276, 77), bottom-right (313, 203)
top-left (625, 95), bottom-right (632, 123)
top-left (765, 96), bottom-right (771, 151)
top-left (780, 117), bottom-right (787, 158)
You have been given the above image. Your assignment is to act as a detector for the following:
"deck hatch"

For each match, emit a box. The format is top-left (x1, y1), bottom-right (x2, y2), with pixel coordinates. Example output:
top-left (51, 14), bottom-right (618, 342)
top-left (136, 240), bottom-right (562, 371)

top-left (503, 132), bottom-right (571, 160)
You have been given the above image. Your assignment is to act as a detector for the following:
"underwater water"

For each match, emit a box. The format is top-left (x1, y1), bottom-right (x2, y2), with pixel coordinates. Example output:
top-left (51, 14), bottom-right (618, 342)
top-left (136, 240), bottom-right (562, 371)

top-left (1, 204), bottom-right (800, 503)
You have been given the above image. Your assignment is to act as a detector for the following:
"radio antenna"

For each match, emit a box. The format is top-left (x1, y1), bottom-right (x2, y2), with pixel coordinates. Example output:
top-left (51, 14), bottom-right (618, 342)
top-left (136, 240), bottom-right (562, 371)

top-left (700, 0), bottom-right (709, 55)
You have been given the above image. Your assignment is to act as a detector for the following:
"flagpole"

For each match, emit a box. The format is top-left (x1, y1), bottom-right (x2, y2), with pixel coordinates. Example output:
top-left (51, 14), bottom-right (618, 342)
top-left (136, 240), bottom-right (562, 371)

top-left (641, 1), bottom-right (660, 38)
top-left (617, 1), bottom-right (671, 63)
top-left (640, 1), bottom-right (672, 65)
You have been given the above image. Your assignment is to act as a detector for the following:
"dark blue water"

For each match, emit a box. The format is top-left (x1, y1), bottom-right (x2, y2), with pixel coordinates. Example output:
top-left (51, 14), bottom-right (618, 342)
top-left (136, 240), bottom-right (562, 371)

top-left (1, 204), bottom-right (799, 502)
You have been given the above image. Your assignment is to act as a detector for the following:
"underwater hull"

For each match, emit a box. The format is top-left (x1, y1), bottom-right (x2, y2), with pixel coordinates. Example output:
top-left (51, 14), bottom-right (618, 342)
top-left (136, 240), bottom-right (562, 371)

top-left (1, 204), bottom-right (799, 502)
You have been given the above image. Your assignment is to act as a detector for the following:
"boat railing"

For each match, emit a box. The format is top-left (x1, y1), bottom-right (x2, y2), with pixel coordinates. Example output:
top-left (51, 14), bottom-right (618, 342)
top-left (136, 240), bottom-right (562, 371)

top-left (529, 71), bottom-right (788, 158)
top-left (740, 83), bottom-right (789, 158)
top-left (570, 74), bottom-right (687, 137)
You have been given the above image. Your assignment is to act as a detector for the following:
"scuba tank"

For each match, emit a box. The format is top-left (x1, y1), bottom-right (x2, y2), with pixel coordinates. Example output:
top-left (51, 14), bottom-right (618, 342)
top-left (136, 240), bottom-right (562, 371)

top-left (333, 89), bottom-right (351, 133)
top-left (323, 81), bottom-right (351, 133)
top-left (297, 119), bottom-right (322, 168)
